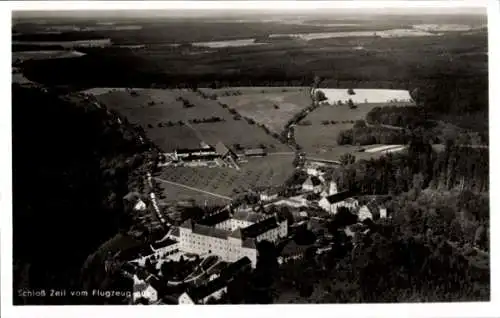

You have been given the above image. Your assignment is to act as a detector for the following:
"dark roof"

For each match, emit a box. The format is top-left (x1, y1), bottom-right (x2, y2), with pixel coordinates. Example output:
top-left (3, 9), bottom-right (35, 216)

top-left (170, 227), bottom-right (180, 237)
top-left (221, 257), bottom-right (251, 278)
top-left (151, 238), bottom-right (177, 250)
top-left (232, 210), bottom-right (265, 223)
top-left (324, 191), bottom-right (355, 204)
top-left (281, 240), bottom-right (311, 257)
top-left (119, 244), bottom-right (154, 261)
top-left (242, 238), bottom-right (257, 249)
top-left (198, 210), bottom-right (231, 226)
top-left (180, 219), bottom-right (194, 229)
top-left (187, 275), bottom-right (228, 302)
top-left (230, 228), bottom-right (242, 239)
top-left (215, 141), bottom-right (230, 156)
top-left (311, 176), bottom-right (322, 186)
top-left (176, 147), bottom-right (216, 154)
top-left (192, 224), bottom-right (230, 240)
top-left (241, 216), bottom-right (278, 238)
top-left (187, 257), bottom-right (251, 302)
top-left (244, 148), bottom-right (266, 156)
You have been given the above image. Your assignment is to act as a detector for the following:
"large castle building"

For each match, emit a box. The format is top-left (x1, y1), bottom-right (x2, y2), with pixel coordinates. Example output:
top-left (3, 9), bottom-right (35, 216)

top-left (179, 209), bottom-right (287, 267)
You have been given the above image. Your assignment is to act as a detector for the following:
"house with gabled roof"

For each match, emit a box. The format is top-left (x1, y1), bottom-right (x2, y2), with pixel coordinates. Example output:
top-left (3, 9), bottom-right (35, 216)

top-left (302, 175), bottom-right (323, 193)
top-left (178, 256), bottom-right (251, 305)
top-left (318, 191), bottom-right (358, 214)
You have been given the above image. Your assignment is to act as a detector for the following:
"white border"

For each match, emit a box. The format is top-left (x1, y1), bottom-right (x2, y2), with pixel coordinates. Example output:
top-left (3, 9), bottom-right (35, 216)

top-left (1, 1), bottom-right (498, 318)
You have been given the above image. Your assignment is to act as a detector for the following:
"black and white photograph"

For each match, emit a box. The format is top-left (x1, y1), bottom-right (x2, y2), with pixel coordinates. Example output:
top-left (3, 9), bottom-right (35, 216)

top-left (1, 0), bottom-right (499, 317)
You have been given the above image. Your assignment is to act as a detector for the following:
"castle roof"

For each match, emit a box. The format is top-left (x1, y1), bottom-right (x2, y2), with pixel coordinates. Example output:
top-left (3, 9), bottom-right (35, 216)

top-left (232, 210), bottom-right (265, 223)
top-left (192, 224), bottom-right (231, 240)
top-left (198, 210), bottom-right (231, 226)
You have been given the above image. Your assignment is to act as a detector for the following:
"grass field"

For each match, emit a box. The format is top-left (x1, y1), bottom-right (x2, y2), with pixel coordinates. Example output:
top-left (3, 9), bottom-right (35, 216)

top-left (295, 98), bottom-right (414, 160)
top-left (156, 181), bottom-right (231, 206)
top-left (204, 87), bottom-right (311, 133)
top-left (157, 155), bottom-right (295, 199)
top-left (89, 88), bottom-right (289, 152)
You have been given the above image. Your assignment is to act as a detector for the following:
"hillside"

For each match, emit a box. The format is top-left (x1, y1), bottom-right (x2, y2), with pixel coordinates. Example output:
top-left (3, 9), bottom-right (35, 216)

top-left (12, 85), bottom-right (152, 304)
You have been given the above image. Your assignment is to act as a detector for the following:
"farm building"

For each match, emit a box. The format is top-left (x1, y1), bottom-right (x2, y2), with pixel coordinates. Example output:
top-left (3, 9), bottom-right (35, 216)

top-left (302, 176), bottom-right (323, 193)
top-left (318, 191), bottom-right (359, 214)
top-left (244, 148), bottom-right (267, 157)
top-left (174, 146), bottom-right (218, 161)
top-left (215, 141), bottom-right (237, 161)
top-left (259, 188), bottom-right (280, 202)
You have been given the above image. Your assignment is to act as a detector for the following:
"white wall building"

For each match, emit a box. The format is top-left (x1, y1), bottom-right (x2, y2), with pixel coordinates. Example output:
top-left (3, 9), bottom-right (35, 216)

top-left (302, 176), bottom-right (323, 193)
top-left (132, 275), bottom-right (158, 304)
top-left (178, 211), bottom-right (287, 268)
top-left (320, 181), bottom-right (338, 198)
top-left (319, 191), bottom-right (359, 214)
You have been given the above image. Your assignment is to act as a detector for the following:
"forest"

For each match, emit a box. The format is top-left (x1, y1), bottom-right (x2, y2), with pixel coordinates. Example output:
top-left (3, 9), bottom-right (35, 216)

top-left (12, 85), bottom-right (152, 305)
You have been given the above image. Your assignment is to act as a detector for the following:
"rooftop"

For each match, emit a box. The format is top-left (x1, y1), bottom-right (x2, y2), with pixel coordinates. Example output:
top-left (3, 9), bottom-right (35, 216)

top-left (241, 216), bottom-right (279, 238)
top-left (151, 238), bottom-right (177, 250)
top-left (215, 141), bottom-right (230, 156)
top-left (304, 176), bottom-right (322, 187)
top-left (192, 224), bottom-right (231, 240)
top-left (176, 147), bottom-right (216, 154)
top-left (232, 210), bottom-right (266, 223)
top-left (324, 191), bottom-right (356, 204)
top-left (198, 210), bottom-right (231, 226)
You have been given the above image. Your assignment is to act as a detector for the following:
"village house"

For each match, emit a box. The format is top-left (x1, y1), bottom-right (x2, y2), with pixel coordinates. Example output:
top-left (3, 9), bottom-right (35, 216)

top-left (123, 192), bottom-right (147, 211)
top-left (302, 175), bottom-right (323, 193)
top-left (272, 195), bottom-right (308, 209)
top-left (318, 191), bottom-right (359, 214)
top-left (278, 240), bottom-right (312, 264)
top-left (357, 203), bottom-right (388, 221)
top-left (259, 188), bottom-right (280, 202)
top-left (320, 180), bottom-right (338, 198)
top-left (178, 256), bottom-right (251, 304)
top-left (132, 272), bottom-right (159, 304)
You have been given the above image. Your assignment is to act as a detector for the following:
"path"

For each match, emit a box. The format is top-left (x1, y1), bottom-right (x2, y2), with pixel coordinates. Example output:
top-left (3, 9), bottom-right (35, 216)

top-left (268, 152), bottom-right (295, 156)
top-left (154, 177), bottom-right (232, 201)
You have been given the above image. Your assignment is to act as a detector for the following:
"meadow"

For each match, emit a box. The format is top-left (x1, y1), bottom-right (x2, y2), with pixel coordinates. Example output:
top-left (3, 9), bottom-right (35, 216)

top-left (89, 88), bottom-right (289, 152)
top-left (205, 87), bottom-right (311, 133)
top-left (294, 98), bottom-right (414, 160)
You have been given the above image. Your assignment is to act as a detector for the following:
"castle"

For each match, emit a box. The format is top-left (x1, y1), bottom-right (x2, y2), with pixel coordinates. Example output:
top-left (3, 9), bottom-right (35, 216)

top-left (179, 209), bottom-right (287, 267)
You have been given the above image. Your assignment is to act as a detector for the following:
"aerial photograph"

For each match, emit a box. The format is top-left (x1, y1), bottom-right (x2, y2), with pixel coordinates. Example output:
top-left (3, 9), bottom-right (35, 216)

top-left (10, 3), bottom-right (489, 306)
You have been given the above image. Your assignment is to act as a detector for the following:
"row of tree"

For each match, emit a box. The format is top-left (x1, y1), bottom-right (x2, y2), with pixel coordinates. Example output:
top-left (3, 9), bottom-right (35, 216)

top-left (337, 126), bottom-right (411, 146)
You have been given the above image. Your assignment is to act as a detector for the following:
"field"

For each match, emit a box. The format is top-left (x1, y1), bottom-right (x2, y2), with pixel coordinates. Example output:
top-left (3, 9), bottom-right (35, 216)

top-left (156, 155), bottom-right (295, 199)
top-left (315, 88), bottom-right (413, 104)
top-left (155, 180), bottom-right (231, 207)
top-left (202, 87), bottom-right (311, 133)
top-left (88, 88), bottom-right (289, 152)
top-left (295, 97), bottom-right (414, 160)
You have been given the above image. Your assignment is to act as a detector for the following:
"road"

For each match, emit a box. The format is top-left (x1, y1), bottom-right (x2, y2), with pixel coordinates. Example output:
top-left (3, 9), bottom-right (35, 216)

top-left (268, 152), bottom-right (295, 156)
top-left (153, 176), bottom-right (232, 201)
